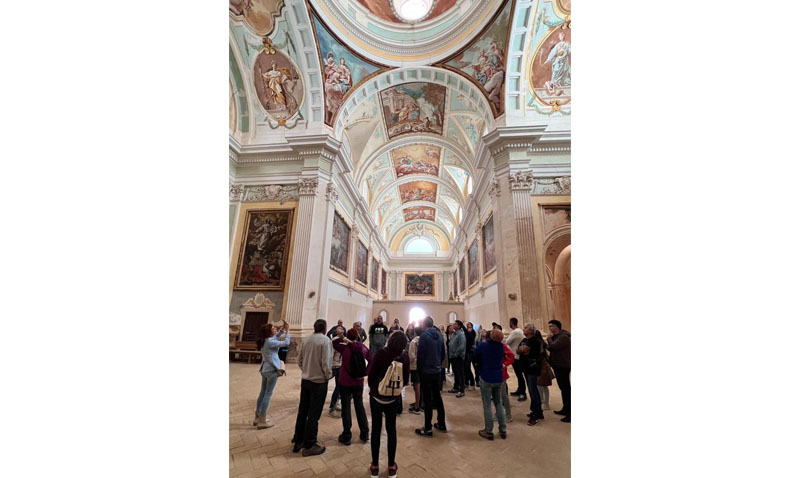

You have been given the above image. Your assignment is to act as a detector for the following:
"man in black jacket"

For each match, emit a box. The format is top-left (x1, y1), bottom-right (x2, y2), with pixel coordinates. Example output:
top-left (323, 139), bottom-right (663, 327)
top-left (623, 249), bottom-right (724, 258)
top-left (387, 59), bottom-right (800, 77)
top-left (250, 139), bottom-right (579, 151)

top-left (518, 324), bottom-right (545, 425)
top-left (368, 316), bottom-right (389, 356)
top-left (547, 320), bottom-right (571, 423)
top-left (464, 322), bottom-right (477, 390)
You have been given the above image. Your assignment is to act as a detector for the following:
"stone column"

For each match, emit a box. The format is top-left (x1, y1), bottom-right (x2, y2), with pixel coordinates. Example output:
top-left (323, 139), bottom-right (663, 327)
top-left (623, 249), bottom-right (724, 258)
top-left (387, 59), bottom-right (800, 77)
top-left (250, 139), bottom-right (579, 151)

top-left (229, 183), bottom-right (244, 262)
top-left (313, 182), bottom-right (338, 321)
top-left (435, 271), bottom-right (443, 300)
top-left (509, 170), bottom-right (546, 331)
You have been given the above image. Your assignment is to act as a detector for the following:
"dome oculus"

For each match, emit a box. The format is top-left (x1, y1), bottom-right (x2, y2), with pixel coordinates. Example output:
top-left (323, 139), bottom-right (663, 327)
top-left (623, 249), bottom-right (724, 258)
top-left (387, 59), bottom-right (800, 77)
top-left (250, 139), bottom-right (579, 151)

top-left (392, 0), bottom-right (434, 23)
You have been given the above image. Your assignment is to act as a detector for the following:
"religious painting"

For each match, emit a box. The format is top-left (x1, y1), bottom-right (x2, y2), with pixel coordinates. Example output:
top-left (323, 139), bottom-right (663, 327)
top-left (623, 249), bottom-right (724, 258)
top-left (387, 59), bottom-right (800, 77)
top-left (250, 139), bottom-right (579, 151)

top-left (370, 256), bottom-right (380, 291)
top-left (329, 211), bottom-right (350, 275)
top-left (355, 0), bottom-right (458, 24)
top-left (253, 40), bottom-right (304, 122)
top-left (234, 209), bottom-right (294, 290)
top-left (405, 273), bottom-right (435, 297)
top-left (482, 215), bottom-right (496, 275)
top-left (453, 268), bottom-right (459, 297)
top-left (381, 268), bottom-right (387, 296)
top-left (391, 144), bottom-right (440, 178)
top-left (439, 0), bottom-right (512, 116)
top-left (543, 206), bottom-right (571, 235)
top-left (380, 83), bottom-right (446, 139)
top-left (229, 0), bottom-right (285, 36)
top-left (311, 10), bottom-right (385, 125)
top-left (530, 25), bottom-right (571, 108)
top-left (458, 258), bottom-right (466, 293)
top-left (355, 240), bottom-right (368, 286)
top-left (403, 206), bottom-right (436, 222)
top-left (398, 181), bottom-right (437, 204)
top-left (468, 239), bottom-right (480, 286)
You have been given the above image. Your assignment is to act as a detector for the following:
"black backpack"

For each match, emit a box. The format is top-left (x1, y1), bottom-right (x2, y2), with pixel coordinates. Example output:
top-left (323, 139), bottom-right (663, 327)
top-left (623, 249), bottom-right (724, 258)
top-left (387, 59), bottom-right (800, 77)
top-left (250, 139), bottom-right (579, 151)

top-left (348, 345), bottom-right (368, 378)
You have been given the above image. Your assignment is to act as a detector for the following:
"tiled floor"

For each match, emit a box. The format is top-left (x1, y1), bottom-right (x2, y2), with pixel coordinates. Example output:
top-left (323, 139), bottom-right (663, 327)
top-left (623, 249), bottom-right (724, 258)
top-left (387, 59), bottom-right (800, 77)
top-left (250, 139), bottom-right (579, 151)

top-left (230, 363), bottom-right (570, 477)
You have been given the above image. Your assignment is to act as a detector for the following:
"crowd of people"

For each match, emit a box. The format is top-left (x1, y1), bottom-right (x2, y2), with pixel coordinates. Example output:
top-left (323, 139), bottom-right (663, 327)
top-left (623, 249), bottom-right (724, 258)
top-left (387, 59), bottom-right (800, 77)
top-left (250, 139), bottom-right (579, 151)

top-left (250, 314), bottom-right (571, 478)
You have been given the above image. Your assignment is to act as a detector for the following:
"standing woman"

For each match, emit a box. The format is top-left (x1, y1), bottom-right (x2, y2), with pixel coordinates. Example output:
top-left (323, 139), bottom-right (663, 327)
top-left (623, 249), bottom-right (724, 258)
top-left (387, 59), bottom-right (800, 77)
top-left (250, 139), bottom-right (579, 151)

top-left (254, 321), bottom-right (290, 429)
top-left (367, 331), bottom-right (409, 478)
top-left (332, 328), bottom-right (372, 445)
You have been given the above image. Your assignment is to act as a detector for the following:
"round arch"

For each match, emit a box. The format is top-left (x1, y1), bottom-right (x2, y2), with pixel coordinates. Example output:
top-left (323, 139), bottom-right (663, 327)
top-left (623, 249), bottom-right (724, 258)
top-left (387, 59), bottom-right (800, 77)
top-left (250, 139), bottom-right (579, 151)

top-left (388, 220), bottom-right (453, 251)
top-left (370, 174), bottom-right (466, 215)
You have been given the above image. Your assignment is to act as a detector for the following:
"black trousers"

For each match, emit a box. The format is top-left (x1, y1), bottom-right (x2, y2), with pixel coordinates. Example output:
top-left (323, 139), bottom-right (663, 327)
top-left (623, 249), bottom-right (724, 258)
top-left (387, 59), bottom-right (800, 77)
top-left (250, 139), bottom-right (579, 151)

top-left (464, 352), bottom-right (475, 387)
top-left (450, 356), bottom-right (465, 392)
top-left (511, 358), bottom-right (527, 395)
top-left (339, 385), bottom-right (369, 440)
top-left (292, 379), bottom-right (327, 448)
top-left (370, 396), bottom-right (398, 467)
top-left (420, 371), bottom-right (446, 430)
top-left (553, 365), bottom-right (571, 416)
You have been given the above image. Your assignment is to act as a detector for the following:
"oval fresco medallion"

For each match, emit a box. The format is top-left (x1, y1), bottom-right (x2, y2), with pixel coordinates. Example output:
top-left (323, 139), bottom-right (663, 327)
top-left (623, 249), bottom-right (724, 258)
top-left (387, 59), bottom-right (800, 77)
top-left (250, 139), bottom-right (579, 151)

top-left (253, 43), bottom-right (304, 122)
top-left (530, 25), bottom-right (571, 108)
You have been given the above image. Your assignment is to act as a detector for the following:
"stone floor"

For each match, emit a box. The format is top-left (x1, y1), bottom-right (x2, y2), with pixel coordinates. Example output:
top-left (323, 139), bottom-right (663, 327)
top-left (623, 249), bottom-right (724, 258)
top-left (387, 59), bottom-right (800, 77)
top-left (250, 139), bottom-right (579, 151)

top-left (230, 363), bottom-right (570, 478)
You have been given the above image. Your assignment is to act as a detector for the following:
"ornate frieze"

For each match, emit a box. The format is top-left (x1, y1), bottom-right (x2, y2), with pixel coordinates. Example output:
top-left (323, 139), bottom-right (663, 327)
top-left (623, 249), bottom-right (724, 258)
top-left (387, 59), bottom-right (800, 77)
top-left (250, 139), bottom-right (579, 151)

top-left (508, 170), bottom-right (535, 192)
top-left (242, 184), bottom-right (299, 203)
top-left (532, 176), bottom-right (571, 195)
top-left (229, 183), bottom-right (244, 202)
top-left (298, 177), bottom-right (319, 196)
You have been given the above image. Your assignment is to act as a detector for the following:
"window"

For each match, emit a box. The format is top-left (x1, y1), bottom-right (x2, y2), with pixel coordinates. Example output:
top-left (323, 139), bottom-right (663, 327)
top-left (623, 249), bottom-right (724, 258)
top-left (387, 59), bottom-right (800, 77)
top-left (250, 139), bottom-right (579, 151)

top-left (409, 306), bottom-right (426, 326)
top-left (392, 0), bottom-right (433, 22)
top-left (405, 237), bottom-right (434, 254)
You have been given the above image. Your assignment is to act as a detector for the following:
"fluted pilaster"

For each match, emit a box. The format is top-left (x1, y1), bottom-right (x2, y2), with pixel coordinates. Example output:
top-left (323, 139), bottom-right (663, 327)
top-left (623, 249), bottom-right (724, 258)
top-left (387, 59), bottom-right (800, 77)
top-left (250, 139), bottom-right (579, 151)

top-left (509, 170), bottom-right (545, 330)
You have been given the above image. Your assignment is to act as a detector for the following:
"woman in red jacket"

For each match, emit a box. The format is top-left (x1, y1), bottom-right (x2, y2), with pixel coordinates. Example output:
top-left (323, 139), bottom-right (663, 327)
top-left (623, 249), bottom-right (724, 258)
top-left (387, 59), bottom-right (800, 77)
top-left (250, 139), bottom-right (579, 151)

top-left (332, 328), bottom-right (372, 446)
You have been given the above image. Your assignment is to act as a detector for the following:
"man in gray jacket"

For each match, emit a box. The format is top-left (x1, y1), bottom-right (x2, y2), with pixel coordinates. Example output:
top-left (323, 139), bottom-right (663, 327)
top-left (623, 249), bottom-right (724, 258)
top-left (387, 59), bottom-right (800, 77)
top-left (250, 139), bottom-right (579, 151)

top-left (292, 319), bottom-right (333, 456)
top-left (447, 320), bottom-right (467, 397)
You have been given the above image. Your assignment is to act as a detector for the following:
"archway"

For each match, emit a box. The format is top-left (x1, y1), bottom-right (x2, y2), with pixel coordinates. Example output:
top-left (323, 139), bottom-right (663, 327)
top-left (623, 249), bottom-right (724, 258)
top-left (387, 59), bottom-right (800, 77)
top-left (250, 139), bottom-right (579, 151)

top-left (552, 245), bottom-right (571, 331)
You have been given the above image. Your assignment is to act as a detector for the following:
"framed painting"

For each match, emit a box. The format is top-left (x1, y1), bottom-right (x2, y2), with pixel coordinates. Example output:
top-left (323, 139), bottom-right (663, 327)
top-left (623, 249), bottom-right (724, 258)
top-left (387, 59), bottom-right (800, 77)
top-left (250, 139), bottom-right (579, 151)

top-left (355, 240), bottom-right (368, 286)
top-left (453, 268), bottom-right (459, 297)
top-left (329, 211), bottom-right (350, 275)
top-left (370, 256), bottom-right (380, 291)
top-left (234, 209), bottom-right (294, 290)
top-left (381, 268), bottom-right (387, 296)
top-left (468, 239), bottom-right (479, 286)
top-left (405, 273), bottom-right (435, 297)
top-left (458, 258), bottom-right (466, 293)
top-left (482, 214), bottom-right (496, 275)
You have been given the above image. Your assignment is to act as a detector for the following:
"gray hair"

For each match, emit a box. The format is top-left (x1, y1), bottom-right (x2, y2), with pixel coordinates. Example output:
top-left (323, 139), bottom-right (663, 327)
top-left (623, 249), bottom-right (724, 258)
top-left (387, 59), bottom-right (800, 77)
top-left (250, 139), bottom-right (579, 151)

top-left (524, 323), bottom-right (536, 332)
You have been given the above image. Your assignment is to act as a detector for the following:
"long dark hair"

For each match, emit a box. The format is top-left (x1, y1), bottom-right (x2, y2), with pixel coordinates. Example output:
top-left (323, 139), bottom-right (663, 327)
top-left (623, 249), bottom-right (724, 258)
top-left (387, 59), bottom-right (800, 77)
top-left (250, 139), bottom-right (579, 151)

top-left (386, 330), bottom-right (408, 356)
top-left (256, 323), bottom-right (274, 350)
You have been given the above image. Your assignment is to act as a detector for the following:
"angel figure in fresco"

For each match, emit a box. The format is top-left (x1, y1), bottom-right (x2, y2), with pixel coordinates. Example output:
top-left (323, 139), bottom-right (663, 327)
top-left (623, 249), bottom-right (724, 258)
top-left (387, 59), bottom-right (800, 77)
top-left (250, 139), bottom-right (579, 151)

top-left (543, 31), bottom-right (571, 95)
top-left (324, 53), bottom-right (353, 120)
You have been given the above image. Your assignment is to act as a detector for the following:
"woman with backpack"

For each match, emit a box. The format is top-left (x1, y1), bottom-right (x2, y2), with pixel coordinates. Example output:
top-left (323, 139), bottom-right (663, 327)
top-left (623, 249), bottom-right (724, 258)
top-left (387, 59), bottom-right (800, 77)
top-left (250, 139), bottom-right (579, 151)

top-left (332, 328), bottom-right (372, 446)
top-left (366, 330), bottom-right (409, 478)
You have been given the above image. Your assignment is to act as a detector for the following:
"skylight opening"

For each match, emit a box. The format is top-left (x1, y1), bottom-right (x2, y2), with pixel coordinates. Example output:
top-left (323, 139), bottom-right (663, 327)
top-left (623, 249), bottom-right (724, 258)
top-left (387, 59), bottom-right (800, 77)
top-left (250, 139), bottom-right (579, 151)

top-left (405, 237), bottom-right (435, 254)
top-left (393, 0), bottom-right (433, 22)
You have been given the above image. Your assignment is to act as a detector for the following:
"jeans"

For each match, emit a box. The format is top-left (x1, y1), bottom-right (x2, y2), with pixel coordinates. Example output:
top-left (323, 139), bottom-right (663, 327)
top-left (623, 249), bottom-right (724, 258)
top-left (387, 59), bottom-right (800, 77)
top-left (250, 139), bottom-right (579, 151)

top-left (553, 366), bottom-right (571, 417)
top-left (420, 371), bottom-right (446, 430)
top-left (339, 385), bottom-right (368, 440)
top-left (511, 359), bottom-right (527, 395)
top-left (450, 356), bottom-right (465, 392)
top-left (370, 396), bottom-right (398, 467)
top-left (464, 352), bottom-right (475, 387)
top-left (525, 373), bottom-right (542, 417)
top-left (256, 370), bottom-right (278, 415)
top-left (292, 379), bottom-right (328, 449)
top-left (501, 381), bottom-right (511, 420)
top-left (480, 381), bottom-right (506, 434)
top-left (329, 367), bottom-right (341, 409)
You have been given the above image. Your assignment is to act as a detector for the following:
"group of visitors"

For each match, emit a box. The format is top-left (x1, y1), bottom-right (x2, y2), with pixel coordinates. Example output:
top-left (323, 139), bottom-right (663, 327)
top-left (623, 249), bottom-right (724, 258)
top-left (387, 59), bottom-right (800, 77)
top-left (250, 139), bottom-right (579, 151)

top-left (249, 314), bottom-right (571, 478)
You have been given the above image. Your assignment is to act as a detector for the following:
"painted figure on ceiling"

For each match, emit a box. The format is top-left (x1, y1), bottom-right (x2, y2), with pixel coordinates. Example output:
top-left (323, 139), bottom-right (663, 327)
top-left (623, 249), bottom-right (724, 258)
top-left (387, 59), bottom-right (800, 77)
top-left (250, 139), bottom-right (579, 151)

top-left (262, 61), bottom-right (299, 112)
top-left (543, 32), bottom-right (571, 94)
top-left (323, 53), bottom-right (353, 123)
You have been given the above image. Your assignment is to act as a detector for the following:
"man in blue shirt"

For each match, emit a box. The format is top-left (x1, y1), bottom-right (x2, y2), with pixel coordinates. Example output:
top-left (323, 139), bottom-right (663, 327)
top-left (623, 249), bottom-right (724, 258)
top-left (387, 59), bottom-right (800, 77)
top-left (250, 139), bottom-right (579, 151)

top-left (414, 316), bottom-right (447, 436)
top-left (474, 329), bottom-right (508, 440)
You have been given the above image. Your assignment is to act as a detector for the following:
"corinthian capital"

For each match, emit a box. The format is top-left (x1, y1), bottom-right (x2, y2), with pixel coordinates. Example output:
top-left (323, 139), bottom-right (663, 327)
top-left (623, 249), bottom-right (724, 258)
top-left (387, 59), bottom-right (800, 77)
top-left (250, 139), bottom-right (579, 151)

top-left (508, 170), bottom-right (535, 192)
top-left (298, 177), bottom-right (319, 196)
top-left (229, 183), bottom-right (244, 202)
top-left (325, 182), bottom-right (339, 203)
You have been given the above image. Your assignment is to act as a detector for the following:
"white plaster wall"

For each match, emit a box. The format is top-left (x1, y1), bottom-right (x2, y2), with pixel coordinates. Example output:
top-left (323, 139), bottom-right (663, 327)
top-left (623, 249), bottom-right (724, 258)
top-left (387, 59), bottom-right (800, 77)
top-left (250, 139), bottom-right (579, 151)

top-left (463, 283), bottom-right (500, 330)
top-left (326, 279), bottom-right (374, 328)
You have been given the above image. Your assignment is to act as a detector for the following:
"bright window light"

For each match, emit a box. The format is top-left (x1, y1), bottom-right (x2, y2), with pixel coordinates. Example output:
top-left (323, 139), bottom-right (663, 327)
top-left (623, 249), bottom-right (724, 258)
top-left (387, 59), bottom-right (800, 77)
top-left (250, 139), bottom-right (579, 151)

top-left (393, 0), bottom-right (433, 22)
top-left (405, 237), bottom-right (434, 254)
top-left (409, 306), bottom-right (426, 326)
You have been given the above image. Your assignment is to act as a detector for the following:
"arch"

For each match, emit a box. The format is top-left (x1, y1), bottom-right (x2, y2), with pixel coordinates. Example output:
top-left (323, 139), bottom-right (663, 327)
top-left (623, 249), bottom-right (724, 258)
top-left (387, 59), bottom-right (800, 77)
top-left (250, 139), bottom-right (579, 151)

top-left (333, 67), bottom-right (494, 139)
top-left (229, 37), bottom-right (255, 143)
top-left (447, 311), bottom-right (458, 323)
top-left (389, 220), bottom-right (453, 250)
top-left (402, 235), bottom-right (438, 255)
top-left (370, 174), bottom-right (466, 215)
top-left (554, 244), bottom-right (571, 284)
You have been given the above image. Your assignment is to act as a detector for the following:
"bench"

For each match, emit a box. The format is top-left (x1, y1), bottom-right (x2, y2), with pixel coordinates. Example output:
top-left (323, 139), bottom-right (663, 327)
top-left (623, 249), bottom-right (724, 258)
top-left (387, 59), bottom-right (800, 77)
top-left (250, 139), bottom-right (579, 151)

top-left (230, 341), bottom-right (262, 364)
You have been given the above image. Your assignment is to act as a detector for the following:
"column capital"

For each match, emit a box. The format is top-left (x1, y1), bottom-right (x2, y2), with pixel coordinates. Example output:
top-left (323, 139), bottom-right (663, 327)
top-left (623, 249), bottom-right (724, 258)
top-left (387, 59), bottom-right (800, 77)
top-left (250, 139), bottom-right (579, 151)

top-left (325, 182), bottom-right (339, 203)
top-left (229, 183), bottom-right (244, 202)
top-left (508, 170), bottom-right (535, 192)
top-left (298, 177), bottom-right (319, 196)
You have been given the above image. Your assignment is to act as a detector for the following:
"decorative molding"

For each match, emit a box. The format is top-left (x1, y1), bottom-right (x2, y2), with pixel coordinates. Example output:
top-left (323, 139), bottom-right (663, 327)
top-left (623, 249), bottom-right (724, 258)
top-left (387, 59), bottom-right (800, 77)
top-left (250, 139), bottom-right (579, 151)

top-left (325, 182), bottom-right (339, 203)
top-left (229, 183), bottom-right (244, 202)
top-left (298, 177), bottom-right (319, 196)
top-left (243, 184), bottom-right (299, 203)
top-left (533, 176), bottom-right (571, 195)
top-left (509, 170), bottom-right (535, 192)
top-left (528, 145), bottom-right (571, 154)
top-left (352, 224), bottom-right (360, 237)
top-left (241, 292), bottom-right (276, 310)
top-left (487, 177), bottom-right (501, 198)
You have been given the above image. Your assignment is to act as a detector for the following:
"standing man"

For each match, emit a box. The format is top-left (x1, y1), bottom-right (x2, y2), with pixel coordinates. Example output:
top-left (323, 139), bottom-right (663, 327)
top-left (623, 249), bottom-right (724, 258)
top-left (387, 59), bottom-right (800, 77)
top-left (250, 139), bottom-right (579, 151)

top-left (547, 319), bottom-right (571, 423)
top-left (447, 320), bottom-right (466, 398)
top-left (518, 324), bottom-right (545, 425)
top-left (474, 329), bottom-right (508, 441)
top-left (464, 322), bottom-right (477, 391)
top-left (353, 321), bottom-right (367, 343)
top-left (326, 319), bottom-right (344, 338)
top-left (414, 316), bottom-right (447, 436)
top-left (368, 315), bottom-right (389, 356)
top-left (506, 318), bottom-right (527, 402)
top-left (327, 325), bottom-right (345, 417)
top-left (292, 319), bottom-right (333, 456)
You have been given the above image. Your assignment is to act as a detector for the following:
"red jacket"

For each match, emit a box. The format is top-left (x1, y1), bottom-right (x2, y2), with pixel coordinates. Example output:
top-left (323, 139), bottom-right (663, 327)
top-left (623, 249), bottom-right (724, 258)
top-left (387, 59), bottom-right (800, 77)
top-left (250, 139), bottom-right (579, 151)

top-left (332, 337), bottom-right (372, 387)
top-left (501, 343), bottom-right (514, 381)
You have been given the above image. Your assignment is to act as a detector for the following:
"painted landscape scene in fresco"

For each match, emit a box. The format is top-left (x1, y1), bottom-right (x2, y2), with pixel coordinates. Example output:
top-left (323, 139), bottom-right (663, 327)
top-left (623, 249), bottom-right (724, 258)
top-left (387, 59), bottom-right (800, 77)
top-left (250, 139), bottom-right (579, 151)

top-left (398, 181), bottom-right (437, 203)
top-left (392, 144), bottom-right (440, 177)
top-left (380, 83), bottom-right (446, 139)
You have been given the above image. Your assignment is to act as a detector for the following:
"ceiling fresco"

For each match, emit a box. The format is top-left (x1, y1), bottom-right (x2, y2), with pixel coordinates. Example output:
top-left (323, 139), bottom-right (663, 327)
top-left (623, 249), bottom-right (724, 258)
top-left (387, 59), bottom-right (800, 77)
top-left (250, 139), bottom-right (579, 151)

top-left (403, 206), bottom-right (436, 222)
top-left (398, 181), bottom-right (437, 204)
top-left (391, 144), bottom-right (440, 178)
top-left (380, 83), bottom-right (446, 139)
top-left (355, 0), bottom-right (459, 24)
top-left (229, 0), bottom-right (285, 36)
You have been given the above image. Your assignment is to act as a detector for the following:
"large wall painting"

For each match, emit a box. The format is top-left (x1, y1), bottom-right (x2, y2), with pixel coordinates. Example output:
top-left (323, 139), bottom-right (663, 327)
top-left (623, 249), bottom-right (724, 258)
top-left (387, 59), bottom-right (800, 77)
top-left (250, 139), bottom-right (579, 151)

top-left (310, 10), bottom-right (386, 125)
top-left (329, 211), bottom-right (350, 275)
top-left (467, 239), bottom-right (479, 286)
top-left (229, 0), bottom-right (285, 36)
top-left (439, 0), bottom-right (512, 116)
top-left (543, 206), bottom-right (571, 235)
top-left (405, 273), bottom-right (435, 297)
top-left (403, 206), bottom-right (436, 222)
top-left (481, 215), bottom-right (496, 275)
top-left (531, 25), bottom-right (571, 109)
top-left (253, 39), bottom-right (304, 122)
top-left (370, 256), bottom-right (380, 291)
top-left (380, 83), bottom-right (446, 139)
top-left (458, 258), bottom-right (466, 293)
top-left (398, 181), bottom-right (438, 203)
top-left (234, 209), bottom-right (294, 290)
top-left (392, 144), bottom-right (440, 177)
top-left (381, 268), bottom-right (387, 296)
top-left (355, 240), bottom-right (368, 286)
